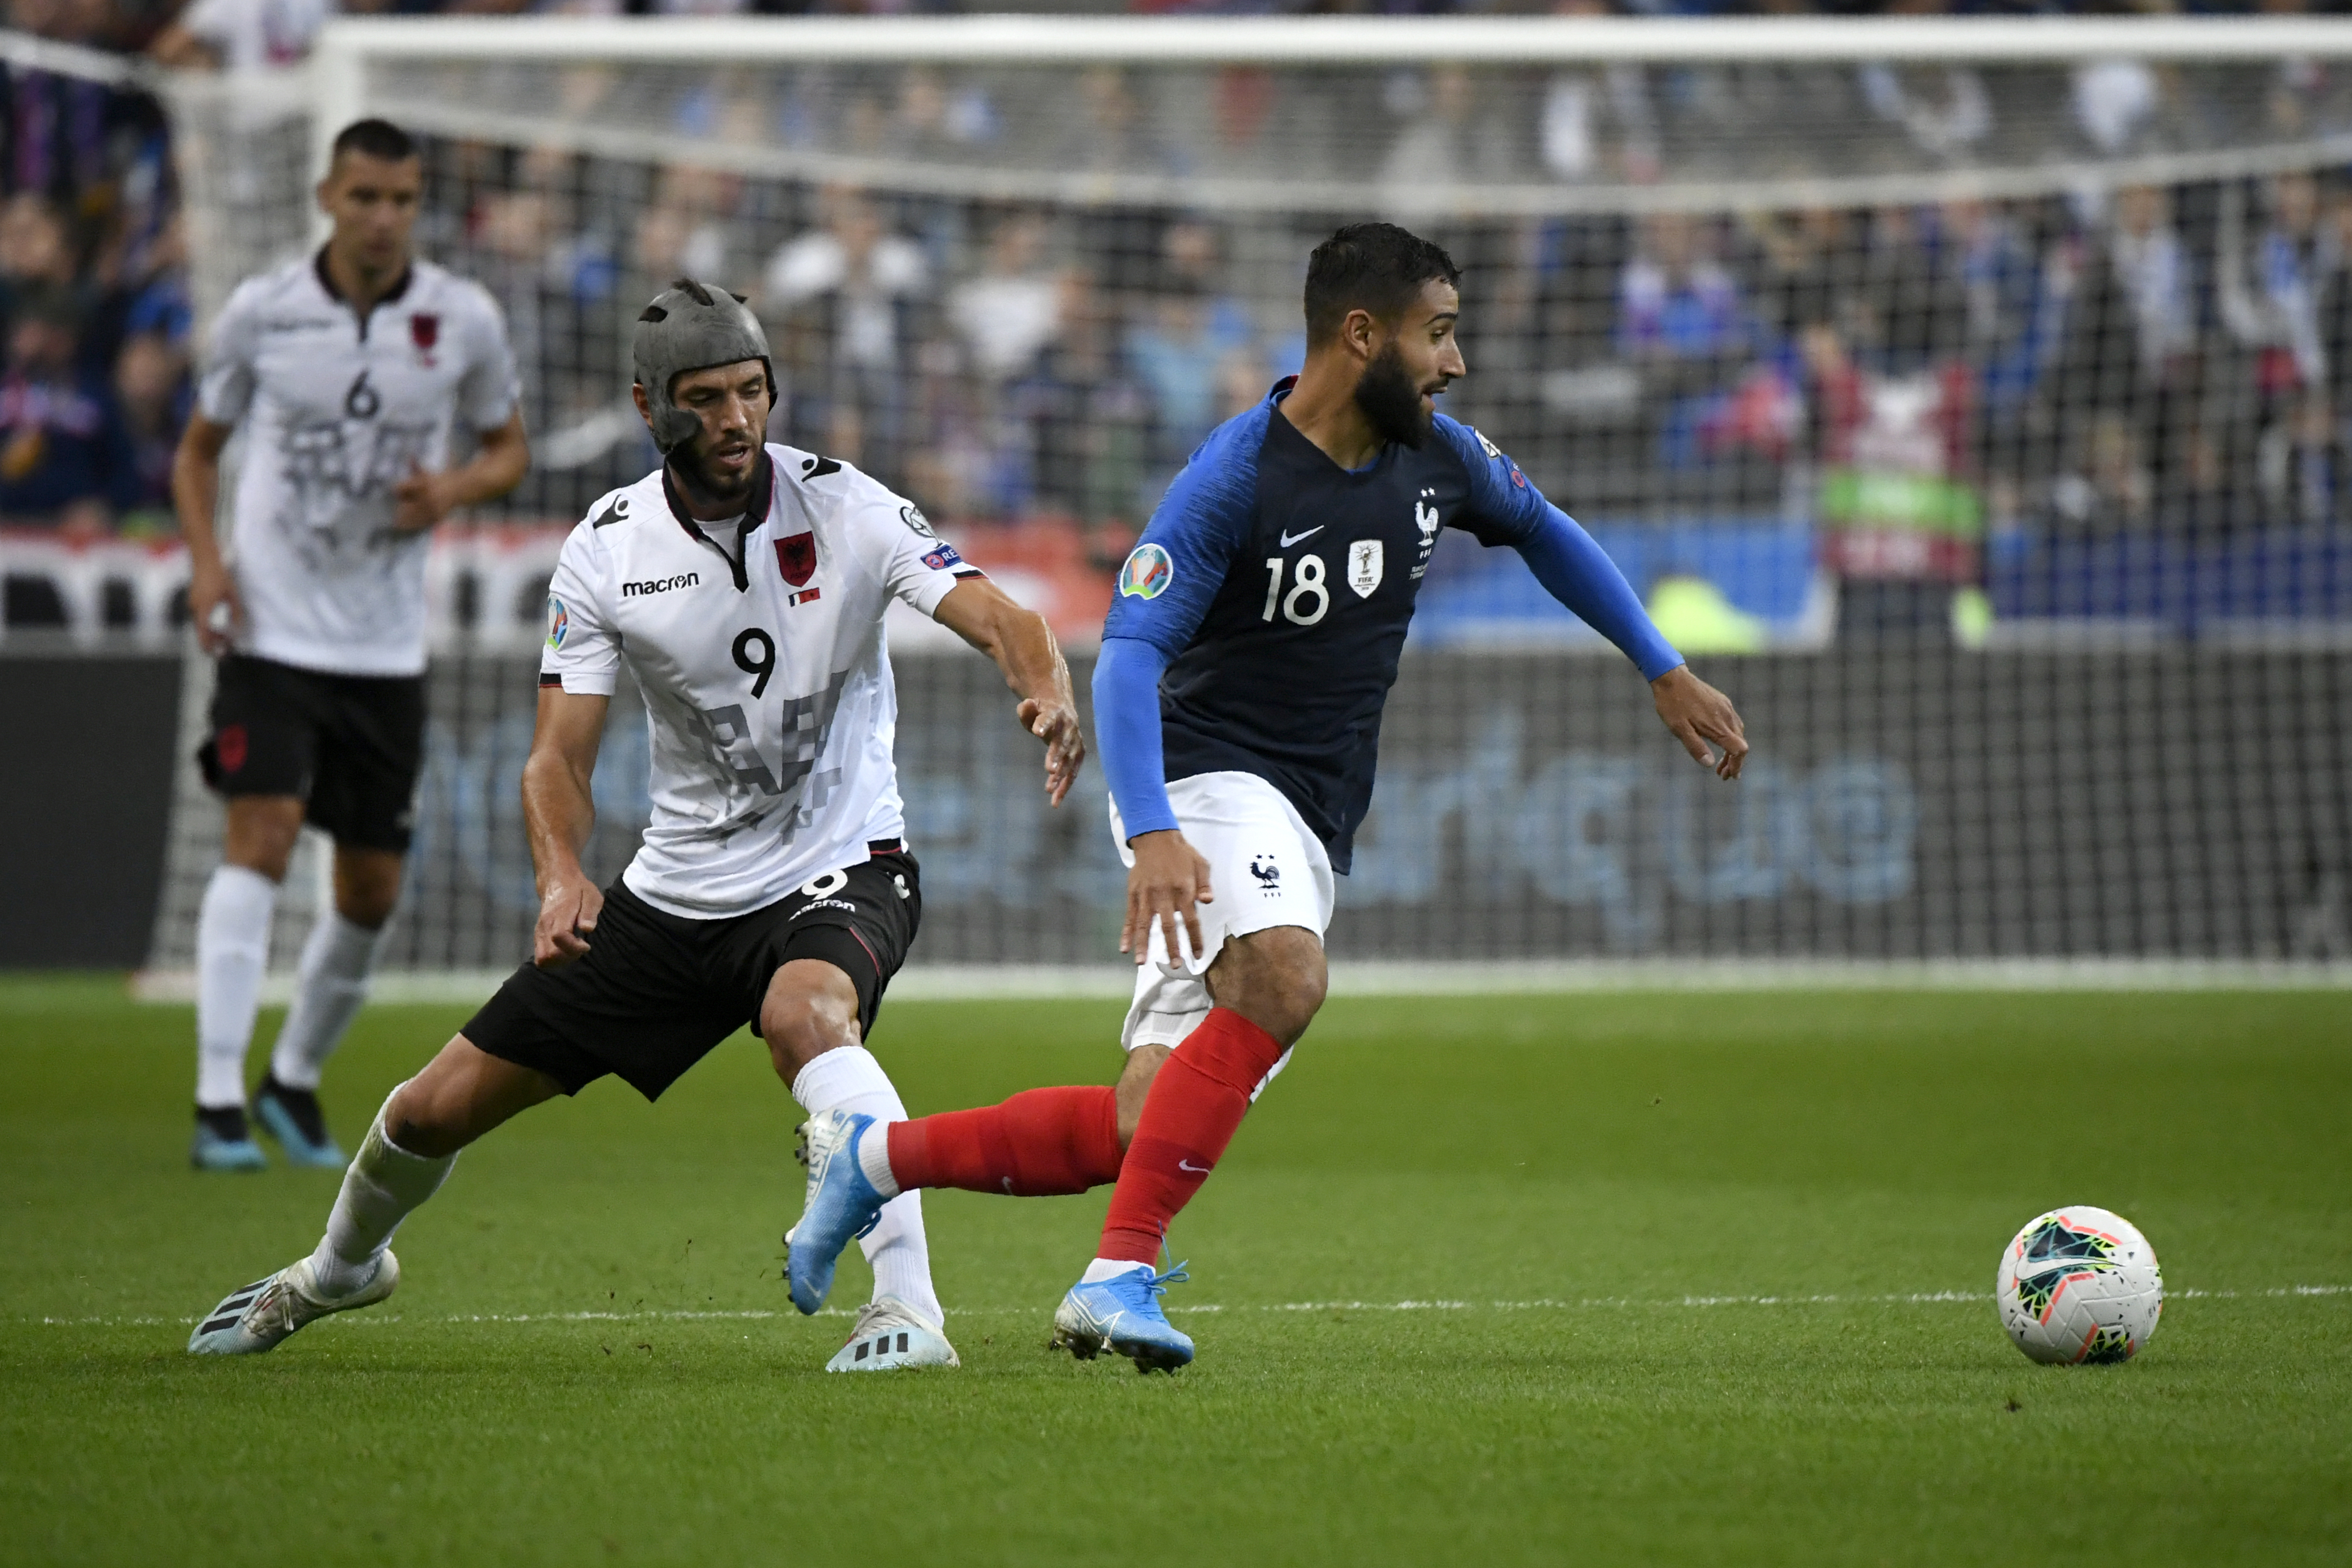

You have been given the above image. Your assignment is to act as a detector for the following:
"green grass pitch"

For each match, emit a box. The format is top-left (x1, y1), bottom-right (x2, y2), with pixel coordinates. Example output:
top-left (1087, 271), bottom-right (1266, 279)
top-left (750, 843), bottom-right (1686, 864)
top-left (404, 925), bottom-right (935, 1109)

top-left (2, 976), bottom-right (2346, 1565)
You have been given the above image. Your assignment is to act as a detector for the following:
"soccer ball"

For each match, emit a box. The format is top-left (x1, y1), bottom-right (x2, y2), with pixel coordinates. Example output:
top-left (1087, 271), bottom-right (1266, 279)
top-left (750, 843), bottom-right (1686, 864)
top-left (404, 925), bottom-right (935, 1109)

top-left (1995, 1206), bottom-right (2164, 1365)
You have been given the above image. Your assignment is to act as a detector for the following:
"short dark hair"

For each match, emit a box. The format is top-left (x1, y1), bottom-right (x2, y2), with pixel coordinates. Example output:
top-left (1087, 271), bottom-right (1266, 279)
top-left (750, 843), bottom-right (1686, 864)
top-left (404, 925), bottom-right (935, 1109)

top-left (329, 118), bottom-right (417, 168)
top-left (1303, 223), bottom-right (1460, 346)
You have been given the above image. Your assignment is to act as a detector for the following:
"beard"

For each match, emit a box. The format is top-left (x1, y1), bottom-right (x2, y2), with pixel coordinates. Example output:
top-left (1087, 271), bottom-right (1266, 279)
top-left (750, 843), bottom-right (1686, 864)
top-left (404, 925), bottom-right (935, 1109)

top-left (671, 430), bottom-right (761, 510)
top-left (1353, 340), bottom-right (1434, 450)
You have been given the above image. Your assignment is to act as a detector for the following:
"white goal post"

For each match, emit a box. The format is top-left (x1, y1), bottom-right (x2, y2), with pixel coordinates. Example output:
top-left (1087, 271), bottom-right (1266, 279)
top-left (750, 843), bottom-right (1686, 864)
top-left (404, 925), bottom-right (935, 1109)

top-left (123, 14), bottom-right (2352, 994)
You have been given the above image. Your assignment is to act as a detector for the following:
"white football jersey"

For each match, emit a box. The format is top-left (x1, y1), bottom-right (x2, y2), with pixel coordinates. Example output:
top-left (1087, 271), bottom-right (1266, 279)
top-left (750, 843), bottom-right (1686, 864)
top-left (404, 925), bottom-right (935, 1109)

top-left (539, 444), bottom-right (984, 920)
top-left (199, 253), bottom-right (521, 677)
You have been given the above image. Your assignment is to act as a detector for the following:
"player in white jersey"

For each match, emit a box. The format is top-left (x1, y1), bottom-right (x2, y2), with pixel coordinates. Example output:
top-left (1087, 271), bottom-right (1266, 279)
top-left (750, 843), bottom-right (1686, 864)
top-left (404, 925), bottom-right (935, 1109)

top-left (174, 119), bottom-right (529, 1172)
top-left (185, 278), bottom-right (1085, 1373)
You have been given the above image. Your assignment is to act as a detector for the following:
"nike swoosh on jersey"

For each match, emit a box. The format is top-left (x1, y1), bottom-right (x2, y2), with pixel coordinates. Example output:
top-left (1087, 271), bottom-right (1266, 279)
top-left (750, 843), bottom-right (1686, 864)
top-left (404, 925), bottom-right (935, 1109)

top-left (1278, 526), bottom-right (1324, 547)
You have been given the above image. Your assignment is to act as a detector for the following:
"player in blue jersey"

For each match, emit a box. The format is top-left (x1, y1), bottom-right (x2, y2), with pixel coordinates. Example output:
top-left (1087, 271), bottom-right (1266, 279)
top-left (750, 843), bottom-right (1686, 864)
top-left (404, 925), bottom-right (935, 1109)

top-left (787, 223), bottom-right (1749, 1370)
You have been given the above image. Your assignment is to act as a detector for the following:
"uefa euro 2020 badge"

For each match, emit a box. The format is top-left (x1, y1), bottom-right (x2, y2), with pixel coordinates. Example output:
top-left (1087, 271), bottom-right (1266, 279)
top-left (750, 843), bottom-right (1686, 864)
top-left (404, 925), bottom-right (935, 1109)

top-left (1119, 542), bottom-right (1173, 600)
top-left (545, 595), bottom-right (569, 650)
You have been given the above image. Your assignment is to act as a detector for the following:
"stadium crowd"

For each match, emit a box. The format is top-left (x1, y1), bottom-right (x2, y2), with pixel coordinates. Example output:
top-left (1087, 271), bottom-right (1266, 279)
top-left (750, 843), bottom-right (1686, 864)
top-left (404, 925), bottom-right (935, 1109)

top-left (3, 0), bottom-right (2350, 636)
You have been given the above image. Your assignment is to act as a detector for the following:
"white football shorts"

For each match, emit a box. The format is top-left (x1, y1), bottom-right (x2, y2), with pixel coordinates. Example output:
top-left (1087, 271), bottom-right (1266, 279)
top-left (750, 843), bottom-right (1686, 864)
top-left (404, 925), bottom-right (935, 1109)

top-left (1107, 770), bottom-right (1335, 1089)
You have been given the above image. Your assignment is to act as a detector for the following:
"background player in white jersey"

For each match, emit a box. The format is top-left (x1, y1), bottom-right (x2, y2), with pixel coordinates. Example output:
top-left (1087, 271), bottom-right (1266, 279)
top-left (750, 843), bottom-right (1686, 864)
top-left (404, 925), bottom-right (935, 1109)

top-left (185, 278), bottom-right (1085, 1373)
top-left (174, 119), bottom-right (530, 1172)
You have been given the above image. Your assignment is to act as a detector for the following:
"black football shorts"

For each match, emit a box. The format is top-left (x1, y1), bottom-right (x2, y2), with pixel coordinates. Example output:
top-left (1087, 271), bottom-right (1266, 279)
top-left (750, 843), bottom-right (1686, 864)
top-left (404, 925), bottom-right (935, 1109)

top-left (460, 847), bottom-right (923, 1100)
top-left (197, 652), bottom-right (426, 853)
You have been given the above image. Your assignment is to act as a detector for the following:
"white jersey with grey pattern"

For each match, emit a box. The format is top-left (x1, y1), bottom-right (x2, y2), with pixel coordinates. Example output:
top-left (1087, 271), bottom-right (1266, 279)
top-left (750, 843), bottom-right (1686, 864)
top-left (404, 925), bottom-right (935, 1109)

top-left (539, 443), bottom-right (983, 920)
top-left (199, 252), bottom-right (520, 677)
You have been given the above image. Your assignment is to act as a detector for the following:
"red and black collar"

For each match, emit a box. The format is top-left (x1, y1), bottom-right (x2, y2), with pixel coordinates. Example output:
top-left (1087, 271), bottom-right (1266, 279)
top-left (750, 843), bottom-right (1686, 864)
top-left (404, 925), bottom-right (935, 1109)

top-left (662, 448), bottom-right (774, 592)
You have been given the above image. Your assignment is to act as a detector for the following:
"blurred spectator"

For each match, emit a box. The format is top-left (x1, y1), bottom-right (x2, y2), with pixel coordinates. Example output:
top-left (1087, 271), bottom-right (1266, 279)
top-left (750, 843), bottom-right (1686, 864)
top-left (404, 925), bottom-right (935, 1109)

top-left (949, 211), bottom-right (1062, 383)
top-left (1539, 0), bottom-right (1661, 184)
top-left (2051, 183), bottom-right (2202, 502)
top-left (111, 329), bottom-right (185, 534)
top-left (2221, 171), bottom-right (2329, 397)
top-left (632, 164), bottom-right (737, 289)
top-left (763, 185), bottom-right (927, 471)
top-left (1126, 218), bottom-right (1252, 461)
top-left (0, 195), bottom-right (85, 340)
top-left (1618, 211), bottom-right (1748, 365)
top-left (149, 0), bottom-right (328, 70)
top-left (1380, 65), bottom-right (1517, 211)
top-left (1855, 204), bottom-right (1969, 372)
top-left (0, 292), bottom-right (123, 538)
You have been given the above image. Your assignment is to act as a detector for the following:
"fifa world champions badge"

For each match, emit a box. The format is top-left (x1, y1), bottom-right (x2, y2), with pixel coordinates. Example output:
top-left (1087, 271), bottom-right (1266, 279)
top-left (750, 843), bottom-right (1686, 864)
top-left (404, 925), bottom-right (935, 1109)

top-left (1119, 542), bottom-right (1173, 600)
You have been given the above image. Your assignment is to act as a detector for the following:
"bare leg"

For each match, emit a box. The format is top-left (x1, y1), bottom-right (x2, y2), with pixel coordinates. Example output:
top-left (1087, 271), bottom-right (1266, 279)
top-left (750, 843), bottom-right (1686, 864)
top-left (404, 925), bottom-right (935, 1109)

top-left (384, 1034), bottom-right (566, 1159)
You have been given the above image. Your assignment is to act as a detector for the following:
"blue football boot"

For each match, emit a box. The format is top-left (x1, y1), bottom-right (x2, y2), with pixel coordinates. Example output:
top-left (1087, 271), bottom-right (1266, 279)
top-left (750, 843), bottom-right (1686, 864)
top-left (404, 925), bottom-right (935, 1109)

top-left (252, 1075), bottom-right (348, 1169)
top-left (786, 1109), bottom-right (888, 1315)
top-left (190, 1107), bottom-right (266, 1172)
top-left (1051, 1261), bottom-right (1194, 1373)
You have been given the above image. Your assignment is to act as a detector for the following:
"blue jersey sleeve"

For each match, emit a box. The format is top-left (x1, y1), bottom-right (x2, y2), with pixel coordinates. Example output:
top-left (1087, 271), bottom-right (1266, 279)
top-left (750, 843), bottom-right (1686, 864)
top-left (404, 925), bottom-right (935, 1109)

top-left (1433, 414), bottom-right (1684, 681)
top-left (1101, 403), bottom-right (1268, 658)
top-left (1092, 638), bottom-right (1178, 841)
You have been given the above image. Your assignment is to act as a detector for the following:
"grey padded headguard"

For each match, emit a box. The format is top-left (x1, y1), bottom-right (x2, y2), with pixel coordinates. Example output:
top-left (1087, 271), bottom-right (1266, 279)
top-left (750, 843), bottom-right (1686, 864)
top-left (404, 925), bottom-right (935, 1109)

top-left (633, 278), bottom-right (774, 454)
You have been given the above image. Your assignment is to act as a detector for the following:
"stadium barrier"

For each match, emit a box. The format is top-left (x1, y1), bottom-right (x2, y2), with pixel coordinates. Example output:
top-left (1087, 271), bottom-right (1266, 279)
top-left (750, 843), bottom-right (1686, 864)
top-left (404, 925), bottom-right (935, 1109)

top-left (130, 645), bottom-right (2351, 995)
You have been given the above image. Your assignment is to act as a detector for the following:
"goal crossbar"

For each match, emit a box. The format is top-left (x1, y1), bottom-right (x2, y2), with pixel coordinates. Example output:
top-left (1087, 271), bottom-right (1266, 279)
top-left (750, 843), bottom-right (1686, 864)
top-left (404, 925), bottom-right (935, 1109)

top-left (316, 14), bottom-right (2352, 70)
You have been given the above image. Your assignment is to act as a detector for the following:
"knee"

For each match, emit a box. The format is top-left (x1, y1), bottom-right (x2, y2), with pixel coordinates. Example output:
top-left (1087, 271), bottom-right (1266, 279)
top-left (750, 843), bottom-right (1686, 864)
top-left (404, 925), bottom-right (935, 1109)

top-left (761, 990), bottom-right (859, 1085)
top-left (225, 816), bottom-right (300, 883)
top-left (383, 1077), bottom-right (464, 1159)
top-left (1220, 934), bottom-right (1326, 1047)
top-left (1258, 971), bottom-right (1325, 1047)
top-left (335, 879), bottom-right (399, 930)
top-left (333, 852), bottom-right (403, 930)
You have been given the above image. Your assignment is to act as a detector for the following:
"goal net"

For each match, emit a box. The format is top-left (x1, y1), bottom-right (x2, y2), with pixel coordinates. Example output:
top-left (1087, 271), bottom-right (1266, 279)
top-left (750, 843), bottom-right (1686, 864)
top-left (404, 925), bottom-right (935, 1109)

top-left (140, 17), bottom-right (2352, 988)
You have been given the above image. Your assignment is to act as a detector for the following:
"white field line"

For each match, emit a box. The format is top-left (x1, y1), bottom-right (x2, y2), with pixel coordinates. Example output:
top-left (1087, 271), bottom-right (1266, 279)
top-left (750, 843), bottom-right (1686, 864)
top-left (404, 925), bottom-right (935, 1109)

top-left (33, 1284), bottom-right (2349, 1329)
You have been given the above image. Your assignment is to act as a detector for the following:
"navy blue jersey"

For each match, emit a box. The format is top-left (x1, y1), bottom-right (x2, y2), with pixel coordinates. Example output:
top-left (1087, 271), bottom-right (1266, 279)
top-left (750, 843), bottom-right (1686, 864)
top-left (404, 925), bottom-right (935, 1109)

top-left (1104, 380), bottom-right (1564, 873)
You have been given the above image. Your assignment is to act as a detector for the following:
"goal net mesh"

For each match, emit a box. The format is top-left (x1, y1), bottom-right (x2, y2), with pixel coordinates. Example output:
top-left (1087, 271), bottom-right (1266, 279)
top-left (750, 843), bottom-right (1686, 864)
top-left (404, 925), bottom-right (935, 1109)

top-left (144, 33), bottom-right (2352, 980)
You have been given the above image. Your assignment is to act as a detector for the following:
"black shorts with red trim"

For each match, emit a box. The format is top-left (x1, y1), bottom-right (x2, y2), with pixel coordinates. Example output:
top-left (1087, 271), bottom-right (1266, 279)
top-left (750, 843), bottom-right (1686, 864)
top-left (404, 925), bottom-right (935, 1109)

top-left (197, 653), bottom-right (426, 852)
top-left (460, 846), bottom-right (922, 1100)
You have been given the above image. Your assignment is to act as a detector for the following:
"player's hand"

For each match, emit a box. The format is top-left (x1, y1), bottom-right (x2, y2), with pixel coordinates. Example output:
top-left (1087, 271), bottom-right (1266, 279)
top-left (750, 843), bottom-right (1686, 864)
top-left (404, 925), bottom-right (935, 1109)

top-left (390, 467), bottom-right (457, 535)
top-left (1123, 829), bottom-right (1213, 969)
top-left (534, 875), bottom-right (602, 969)
top-left (188, 560), bottom-right (241, 656)
top-left (1652, 665), bottom-right (1748, 780)
top-left (1016, 695), bottom-right (1085, 806)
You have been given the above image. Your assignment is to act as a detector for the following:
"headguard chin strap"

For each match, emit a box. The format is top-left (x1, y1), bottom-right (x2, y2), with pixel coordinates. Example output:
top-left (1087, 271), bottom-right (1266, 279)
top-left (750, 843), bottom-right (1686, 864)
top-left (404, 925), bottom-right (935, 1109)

top-left (632, 278), bottom-right (774, 455)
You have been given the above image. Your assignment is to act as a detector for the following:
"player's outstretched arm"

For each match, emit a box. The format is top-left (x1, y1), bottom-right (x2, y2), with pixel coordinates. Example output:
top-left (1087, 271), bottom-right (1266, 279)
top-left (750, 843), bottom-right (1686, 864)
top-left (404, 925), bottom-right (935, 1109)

top-left (1509, 501), bottom-right (1749, 779)
top-left (173, 414), bottom-right (238, 655)
top-left (391, 410), bottom-right (532, 535)
top-left (932, 577), bottom-right (1086, 806)
top-left (521, 686), bottom-right (610, 968)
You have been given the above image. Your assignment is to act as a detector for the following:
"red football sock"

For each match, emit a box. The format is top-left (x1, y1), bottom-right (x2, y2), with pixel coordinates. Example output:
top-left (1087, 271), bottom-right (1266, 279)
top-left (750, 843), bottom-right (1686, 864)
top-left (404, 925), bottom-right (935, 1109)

top-left (885, 1085), bottom-right (1123, 1197)
top-left (1098, 1008), bottom-right (1286, 1265)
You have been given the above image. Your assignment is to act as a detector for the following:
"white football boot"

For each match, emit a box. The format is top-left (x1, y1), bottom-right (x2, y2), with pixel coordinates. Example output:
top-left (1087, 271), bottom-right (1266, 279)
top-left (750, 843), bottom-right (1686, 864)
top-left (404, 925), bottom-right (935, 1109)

top-left (186, 1252), bottom-right (400, 1355)
top-left (825, 1295), bottom-right (960, 1372)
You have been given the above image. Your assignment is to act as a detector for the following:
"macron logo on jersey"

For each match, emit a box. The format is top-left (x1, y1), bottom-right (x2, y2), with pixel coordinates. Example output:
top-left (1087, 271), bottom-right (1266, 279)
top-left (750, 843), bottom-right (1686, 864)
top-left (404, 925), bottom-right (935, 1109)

top-left (622, 572), bottom-right (699, 598)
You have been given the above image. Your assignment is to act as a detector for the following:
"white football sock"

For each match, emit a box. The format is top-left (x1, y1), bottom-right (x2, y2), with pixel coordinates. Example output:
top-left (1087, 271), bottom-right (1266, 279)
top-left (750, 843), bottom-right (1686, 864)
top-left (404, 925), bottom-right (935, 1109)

top-left (308, 1087), bottom-right (455, 1297)
top-left (195, 865), bottom-right (277, 1110)
top-left (1082, 1258), bottom-right (1152, 1285)
top-left (268, 910), bottom-right (390, 1091)
top-left (792, 1045), bottom-right (942, 1327)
